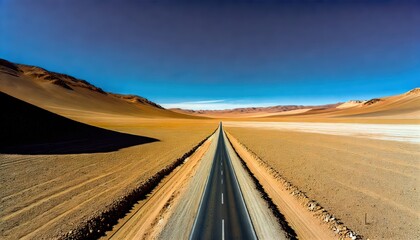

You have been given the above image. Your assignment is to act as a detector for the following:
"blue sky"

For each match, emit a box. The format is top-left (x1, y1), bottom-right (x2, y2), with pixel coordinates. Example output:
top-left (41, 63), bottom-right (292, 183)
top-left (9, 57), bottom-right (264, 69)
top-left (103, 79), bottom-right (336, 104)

top-left (1, 0), bottom-right (419, 110)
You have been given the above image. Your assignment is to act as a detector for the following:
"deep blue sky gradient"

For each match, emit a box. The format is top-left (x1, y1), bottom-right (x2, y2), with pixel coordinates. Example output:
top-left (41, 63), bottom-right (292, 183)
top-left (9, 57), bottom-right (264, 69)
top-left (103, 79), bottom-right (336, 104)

top-left (1, 0), bottom-right (419, 109)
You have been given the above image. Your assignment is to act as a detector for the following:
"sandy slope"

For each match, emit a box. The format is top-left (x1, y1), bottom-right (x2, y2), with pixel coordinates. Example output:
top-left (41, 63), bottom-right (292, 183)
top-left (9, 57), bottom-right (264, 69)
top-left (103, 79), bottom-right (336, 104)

top-left (225, 126), bottom-right (420, 239)
top-left (0, 59), bottom-right (199, 122)
top-left (337, 100), bottom-right (365, 109)
top-left (264, 89), bottom-right (420, 122)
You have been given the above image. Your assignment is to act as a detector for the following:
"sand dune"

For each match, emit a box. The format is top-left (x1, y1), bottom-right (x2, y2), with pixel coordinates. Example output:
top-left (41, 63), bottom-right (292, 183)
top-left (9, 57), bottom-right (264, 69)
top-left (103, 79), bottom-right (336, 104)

top-left (0, 58), bottom-right (201, 126)
top-left (340, 89), bottom-right (420, 119)
top-left (336, 100), bottom-right (366, 109)
top-left (266, 89), bottom-right (420, 121)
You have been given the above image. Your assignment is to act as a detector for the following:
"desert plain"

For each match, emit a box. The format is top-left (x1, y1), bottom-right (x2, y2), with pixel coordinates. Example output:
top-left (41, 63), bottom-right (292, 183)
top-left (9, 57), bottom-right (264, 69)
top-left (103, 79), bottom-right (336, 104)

top-left (225, 124), bottom-right (419, 239)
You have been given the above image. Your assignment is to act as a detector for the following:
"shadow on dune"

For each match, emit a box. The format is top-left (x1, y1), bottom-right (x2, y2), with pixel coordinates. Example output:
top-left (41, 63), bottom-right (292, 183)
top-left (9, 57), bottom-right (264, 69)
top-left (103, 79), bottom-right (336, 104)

top-left (0, 92), bottom-right (159, 154)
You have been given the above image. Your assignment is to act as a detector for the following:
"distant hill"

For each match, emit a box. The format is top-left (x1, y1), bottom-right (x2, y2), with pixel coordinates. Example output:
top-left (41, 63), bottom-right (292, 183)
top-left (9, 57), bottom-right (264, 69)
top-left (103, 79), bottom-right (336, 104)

top-left (0, 58), bottom-right (201, 121)
top-left (1, 58), bottom-right (417, 122)
top-left (266, 88), bottom-right (420, 120)
top-left (172, 89), bottom-right (419, 120)
top-left (171, 103), bottom-right (341, 118)
top-left (337, 100), bottom-right (366, 109)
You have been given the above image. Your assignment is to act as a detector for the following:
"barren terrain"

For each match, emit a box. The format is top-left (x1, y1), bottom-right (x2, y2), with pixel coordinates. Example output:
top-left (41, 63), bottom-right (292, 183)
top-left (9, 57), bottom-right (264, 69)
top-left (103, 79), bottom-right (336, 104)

top-left (225, 126), bottom-right (420, 239)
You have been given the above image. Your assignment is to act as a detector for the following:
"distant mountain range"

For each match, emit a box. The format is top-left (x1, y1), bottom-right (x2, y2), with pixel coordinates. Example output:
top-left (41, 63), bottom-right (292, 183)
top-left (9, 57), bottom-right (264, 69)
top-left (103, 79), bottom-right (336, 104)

top-left (171, 88), bottom-right (419, 119)
top-left (171, 103), bottom-right (341, 115)
top-left (1, 58), bottom-right (419, 121)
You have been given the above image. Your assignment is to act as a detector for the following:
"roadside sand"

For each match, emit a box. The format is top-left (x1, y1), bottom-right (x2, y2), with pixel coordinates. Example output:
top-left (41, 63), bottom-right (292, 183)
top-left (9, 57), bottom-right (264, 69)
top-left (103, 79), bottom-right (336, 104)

top-left (225, 126), bottom-right (420, 239)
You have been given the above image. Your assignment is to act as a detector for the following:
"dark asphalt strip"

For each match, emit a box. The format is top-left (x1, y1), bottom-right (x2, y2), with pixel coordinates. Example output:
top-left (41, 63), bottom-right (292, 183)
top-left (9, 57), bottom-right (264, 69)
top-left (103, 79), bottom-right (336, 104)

top-left (190, 124), bottom-right (257, 240)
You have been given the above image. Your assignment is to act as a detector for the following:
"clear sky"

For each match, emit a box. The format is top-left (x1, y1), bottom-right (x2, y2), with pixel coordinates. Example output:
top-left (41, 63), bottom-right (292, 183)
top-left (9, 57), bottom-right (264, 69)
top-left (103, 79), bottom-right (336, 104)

top-left (1, 0), bottom-right (419, 110)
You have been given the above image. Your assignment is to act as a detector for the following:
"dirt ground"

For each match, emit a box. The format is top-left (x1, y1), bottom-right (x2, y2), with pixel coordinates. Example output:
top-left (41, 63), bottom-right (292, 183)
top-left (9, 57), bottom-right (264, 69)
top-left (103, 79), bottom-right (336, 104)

top-left (225, 126), bottom-right (420, 240)
top-left (0, 119), bottom-right (217, 239)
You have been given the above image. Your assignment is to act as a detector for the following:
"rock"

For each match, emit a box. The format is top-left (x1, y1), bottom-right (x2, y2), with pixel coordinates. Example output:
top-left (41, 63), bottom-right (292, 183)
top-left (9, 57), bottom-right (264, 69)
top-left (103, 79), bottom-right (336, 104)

top-left (307, 201), bottom-right (317, 211)
top-left (405, 88), bottom-right (420, 95)
top-left (363, 98), bottom-right (382, 106)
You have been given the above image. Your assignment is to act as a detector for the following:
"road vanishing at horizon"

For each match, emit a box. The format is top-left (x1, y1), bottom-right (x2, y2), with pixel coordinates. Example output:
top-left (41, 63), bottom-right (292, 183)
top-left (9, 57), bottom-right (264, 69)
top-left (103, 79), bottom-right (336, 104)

top-left (190, 124), bottom-right (257, 240)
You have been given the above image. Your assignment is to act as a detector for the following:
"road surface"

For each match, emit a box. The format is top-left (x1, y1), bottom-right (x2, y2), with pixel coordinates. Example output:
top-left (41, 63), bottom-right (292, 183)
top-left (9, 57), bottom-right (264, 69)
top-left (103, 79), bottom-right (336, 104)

top-left (190, 124), bottom-right (257, 240)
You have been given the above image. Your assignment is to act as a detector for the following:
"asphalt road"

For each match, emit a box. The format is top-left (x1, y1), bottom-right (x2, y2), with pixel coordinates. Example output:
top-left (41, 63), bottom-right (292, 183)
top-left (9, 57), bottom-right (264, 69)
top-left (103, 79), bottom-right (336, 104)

top-left (190, 124), bottom-right (257, 240)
